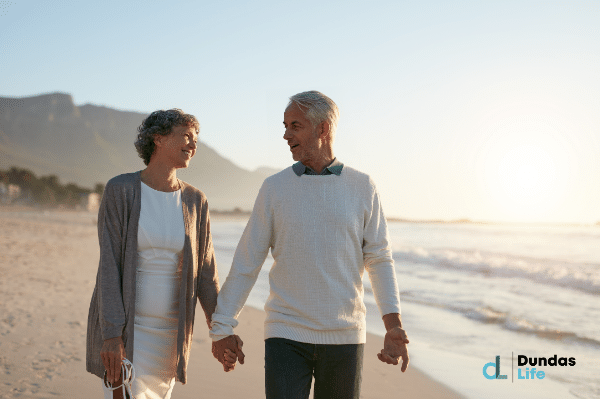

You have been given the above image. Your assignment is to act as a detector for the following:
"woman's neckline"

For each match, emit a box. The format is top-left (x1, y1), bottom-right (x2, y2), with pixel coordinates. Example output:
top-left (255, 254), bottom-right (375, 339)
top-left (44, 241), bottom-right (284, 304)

top-left (141, 180), bottom-right (181, 193)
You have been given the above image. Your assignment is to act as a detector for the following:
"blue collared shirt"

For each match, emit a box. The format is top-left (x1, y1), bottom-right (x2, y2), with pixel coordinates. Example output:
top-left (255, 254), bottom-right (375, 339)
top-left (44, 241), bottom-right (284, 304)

top-left (292, 158), bottom-right (344, 176)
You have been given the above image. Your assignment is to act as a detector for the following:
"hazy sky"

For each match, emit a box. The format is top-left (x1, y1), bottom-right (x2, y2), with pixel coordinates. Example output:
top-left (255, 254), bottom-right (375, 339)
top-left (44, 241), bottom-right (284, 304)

top-left (2, 0), bottom-right (599, 223)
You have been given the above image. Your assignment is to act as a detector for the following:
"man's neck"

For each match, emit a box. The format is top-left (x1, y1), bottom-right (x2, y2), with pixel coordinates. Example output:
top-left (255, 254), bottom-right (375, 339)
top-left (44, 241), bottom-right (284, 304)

top-left (303, 154), bottom-right (335, 174)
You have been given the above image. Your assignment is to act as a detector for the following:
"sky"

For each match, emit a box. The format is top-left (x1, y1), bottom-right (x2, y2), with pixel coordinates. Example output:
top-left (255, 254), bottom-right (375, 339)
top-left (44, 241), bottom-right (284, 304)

top-left (1, 0), bottom-right (599, 224)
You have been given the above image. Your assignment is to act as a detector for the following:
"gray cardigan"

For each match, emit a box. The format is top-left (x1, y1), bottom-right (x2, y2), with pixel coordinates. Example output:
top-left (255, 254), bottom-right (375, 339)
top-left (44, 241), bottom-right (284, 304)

top-left (86, 171), bottom-right (219, 384)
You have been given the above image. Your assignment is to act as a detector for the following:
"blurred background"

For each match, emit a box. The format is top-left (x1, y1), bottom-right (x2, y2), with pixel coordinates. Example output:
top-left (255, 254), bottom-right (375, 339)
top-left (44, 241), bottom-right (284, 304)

top-left (1, 0), bottom-right (599, 224)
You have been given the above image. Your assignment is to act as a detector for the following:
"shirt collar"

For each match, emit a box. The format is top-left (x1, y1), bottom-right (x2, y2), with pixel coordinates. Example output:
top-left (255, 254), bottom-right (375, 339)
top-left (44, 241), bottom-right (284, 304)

top-left (292, 158), bottom-right (344, 176)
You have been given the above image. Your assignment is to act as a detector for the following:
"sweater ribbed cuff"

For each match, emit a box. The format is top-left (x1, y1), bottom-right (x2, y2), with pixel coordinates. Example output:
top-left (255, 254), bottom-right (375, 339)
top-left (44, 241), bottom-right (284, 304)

top-left (209, 313), bottom-right (238, 341)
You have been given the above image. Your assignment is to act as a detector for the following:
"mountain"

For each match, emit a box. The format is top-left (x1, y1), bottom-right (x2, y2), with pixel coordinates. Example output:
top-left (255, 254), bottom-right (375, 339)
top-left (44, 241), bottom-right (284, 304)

top-left (0, 92), bottom-right (279, 210)
top-left (253, 166), bottom-right (280, 177)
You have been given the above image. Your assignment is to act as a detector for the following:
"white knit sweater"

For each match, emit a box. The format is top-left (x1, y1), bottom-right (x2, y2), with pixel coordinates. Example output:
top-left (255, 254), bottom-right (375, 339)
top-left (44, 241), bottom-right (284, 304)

top-left (210, 166), bottom-right (401, 344)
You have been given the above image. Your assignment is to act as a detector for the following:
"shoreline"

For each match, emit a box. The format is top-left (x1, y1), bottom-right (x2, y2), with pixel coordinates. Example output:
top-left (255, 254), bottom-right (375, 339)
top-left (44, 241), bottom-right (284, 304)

top-left (2, 205), bottom-right (598, 227)
top-left (0, 209), bottom-right (461, 399)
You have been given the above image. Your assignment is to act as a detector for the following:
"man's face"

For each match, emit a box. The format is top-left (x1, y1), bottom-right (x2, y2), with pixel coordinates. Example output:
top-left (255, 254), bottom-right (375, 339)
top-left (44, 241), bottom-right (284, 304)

top-left (283, 103), bottom-right (320, 165)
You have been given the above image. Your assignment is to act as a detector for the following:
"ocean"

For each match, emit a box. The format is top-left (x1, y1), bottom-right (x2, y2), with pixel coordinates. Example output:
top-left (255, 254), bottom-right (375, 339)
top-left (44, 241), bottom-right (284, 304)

top-left (211, 219), bottom-right (600, 399)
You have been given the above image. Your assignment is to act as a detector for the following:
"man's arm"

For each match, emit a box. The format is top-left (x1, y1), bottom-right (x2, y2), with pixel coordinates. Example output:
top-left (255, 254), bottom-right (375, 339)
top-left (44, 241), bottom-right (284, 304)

top-left (209, 181), bottom-right (274, 357)
top-left (362, 183), bottom-right (409, 370)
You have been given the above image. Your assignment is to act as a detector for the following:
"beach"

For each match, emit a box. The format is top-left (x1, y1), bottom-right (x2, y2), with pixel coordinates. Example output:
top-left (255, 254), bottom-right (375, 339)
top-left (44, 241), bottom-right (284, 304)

top-left (0, 209), bottom-right (460, 399)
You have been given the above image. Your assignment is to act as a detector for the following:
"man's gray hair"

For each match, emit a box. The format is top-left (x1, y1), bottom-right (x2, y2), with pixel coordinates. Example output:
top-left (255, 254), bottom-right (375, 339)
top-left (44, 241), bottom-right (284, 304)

top-left (287, 91), bottom-right (340, 139)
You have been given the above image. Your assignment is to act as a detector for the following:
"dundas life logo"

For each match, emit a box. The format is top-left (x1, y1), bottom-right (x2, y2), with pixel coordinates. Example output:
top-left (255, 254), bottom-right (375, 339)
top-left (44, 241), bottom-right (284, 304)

top-left (483, 354), bottom-right (576, 382)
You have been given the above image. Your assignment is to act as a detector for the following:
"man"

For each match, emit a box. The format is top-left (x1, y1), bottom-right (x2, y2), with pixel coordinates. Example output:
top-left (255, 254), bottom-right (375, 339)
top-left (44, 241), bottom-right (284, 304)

top-left (210, 91), bottom-right (409, 398)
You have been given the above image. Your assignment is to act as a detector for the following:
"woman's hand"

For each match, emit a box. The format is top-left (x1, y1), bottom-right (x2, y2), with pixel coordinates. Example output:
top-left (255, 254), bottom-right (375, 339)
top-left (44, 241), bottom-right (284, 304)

top-left (101, 336), bottom-right (125, 384)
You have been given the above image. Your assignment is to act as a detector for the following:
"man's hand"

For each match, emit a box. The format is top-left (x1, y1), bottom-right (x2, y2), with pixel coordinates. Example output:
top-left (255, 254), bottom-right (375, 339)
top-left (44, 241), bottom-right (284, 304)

top-left (101, 336), bottom-right (125, 384)
top-left (212, 335), bottom-right (245, 372)
top-left (377, 326), bottom-right (410, 371)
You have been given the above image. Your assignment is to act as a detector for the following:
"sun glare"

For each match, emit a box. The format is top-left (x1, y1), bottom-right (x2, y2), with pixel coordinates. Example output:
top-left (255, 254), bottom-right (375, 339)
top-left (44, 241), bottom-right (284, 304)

top-left (478, 119), bottom-right (572, 223)
top-left (492, 145), bottom-right (559, 214)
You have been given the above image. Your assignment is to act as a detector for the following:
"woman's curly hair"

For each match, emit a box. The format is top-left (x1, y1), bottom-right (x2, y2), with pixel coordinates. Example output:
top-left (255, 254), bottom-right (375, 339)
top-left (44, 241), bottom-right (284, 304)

top-left (135, 109), bottom-right (200, 165)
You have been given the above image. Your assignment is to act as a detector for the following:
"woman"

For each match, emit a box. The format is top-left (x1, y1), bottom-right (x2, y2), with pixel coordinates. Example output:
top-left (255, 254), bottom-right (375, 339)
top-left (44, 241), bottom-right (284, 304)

top-left (86, 109), bottom-right (240, 399)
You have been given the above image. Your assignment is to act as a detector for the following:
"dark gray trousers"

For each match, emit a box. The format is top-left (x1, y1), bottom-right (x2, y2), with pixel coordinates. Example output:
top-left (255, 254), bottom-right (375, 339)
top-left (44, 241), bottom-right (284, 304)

top-left (264, 338), bottom-right (364, 399)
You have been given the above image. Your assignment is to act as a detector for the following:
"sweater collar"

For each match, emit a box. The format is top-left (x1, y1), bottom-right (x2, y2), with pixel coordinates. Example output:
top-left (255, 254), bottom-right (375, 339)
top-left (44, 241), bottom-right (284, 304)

top-left (292, 158), bottom-right (344, 176)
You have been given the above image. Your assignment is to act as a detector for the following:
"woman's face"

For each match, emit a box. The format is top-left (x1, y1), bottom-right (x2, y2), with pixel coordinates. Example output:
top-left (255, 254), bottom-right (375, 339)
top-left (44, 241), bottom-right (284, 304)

top-left (154, 124), bottom-right (198, 169)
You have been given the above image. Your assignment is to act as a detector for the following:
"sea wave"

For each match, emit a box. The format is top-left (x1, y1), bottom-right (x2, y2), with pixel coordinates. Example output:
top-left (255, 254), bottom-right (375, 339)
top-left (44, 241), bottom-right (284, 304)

top-left (392, 247), bottom-right (600, 295)
top-left (477, 307), bottom-right (600, 347)
top-left (388, 292), bottom-right (600, 348)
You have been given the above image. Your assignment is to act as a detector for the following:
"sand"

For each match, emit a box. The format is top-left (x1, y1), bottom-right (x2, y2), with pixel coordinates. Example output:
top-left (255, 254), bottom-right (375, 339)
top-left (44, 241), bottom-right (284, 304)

top-left (0, 209), bottom-right (461, 399)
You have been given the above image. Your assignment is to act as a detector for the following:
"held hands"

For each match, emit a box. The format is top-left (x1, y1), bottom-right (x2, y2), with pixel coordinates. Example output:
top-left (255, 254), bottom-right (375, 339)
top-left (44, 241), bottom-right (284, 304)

top-left (212, 335), bottom-right (245, 372)
top-left (101, 336), bottom-right (125, 384)
top-left (377, 327), bottom-right (410, 372)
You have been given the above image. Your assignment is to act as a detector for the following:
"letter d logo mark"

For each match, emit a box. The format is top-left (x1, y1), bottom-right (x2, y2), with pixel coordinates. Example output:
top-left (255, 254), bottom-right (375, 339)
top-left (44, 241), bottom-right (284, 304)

top-left (483, 356), bottom-right (507, 380)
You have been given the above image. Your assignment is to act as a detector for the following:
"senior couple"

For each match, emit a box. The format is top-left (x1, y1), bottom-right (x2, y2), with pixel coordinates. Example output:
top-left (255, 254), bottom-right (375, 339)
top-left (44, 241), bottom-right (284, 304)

top-left (86, 90), bottom-right (409, 399)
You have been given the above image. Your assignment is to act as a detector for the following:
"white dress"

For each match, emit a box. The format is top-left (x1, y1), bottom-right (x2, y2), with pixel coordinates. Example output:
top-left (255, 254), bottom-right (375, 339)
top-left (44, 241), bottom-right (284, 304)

top-left (103, 182), bottom-right (184, 399)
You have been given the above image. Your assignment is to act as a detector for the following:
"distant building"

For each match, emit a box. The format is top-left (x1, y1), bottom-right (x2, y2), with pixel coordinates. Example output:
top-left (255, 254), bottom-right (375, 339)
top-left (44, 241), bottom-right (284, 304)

top-left (80, 192), bottom-right (101, 212)
top-left (0, 183), bottom-right (22, 204)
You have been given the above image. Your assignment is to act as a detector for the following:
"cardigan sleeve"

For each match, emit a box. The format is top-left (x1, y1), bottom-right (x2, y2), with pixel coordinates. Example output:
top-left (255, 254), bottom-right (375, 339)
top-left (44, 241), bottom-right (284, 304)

top-left (97, 181), bottom-right (127, 340)
top-left (197, 201), bottom-right (220, 328)
top-left (209, 180), bottom-right (273, 341)
top-left (362, 181), bottom-right (401, 317)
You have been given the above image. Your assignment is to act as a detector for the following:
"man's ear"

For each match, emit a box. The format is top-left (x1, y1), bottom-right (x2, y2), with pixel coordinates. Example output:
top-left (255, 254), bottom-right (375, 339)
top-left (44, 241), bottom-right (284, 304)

top-left (318, 121), bottom-right (331, 140)
top-left (153, 134), bottom-right (162, 147)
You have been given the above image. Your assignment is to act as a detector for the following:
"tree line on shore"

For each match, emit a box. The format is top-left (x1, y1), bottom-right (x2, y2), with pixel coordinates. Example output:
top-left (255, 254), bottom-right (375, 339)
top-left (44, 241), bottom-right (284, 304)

top-left (0, 166), bottom-right (104, 208)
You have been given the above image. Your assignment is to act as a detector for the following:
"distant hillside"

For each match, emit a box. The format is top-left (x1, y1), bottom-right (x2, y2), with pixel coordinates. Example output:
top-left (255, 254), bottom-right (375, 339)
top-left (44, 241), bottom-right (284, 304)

top-left (0, 92), bottom-right (279, 210)
top-left (253, 166), bottom-right (280, 177)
